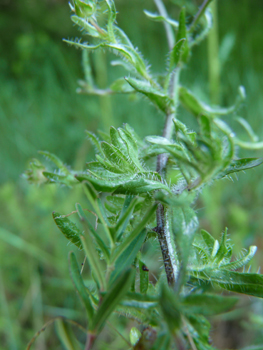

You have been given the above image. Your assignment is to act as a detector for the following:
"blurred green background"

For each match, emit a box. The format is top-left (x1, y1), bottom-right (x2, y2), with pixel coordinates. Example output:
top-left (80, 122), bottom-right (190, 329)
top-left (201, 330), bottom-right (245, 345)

top-left (0, 0), bottom-right (263, 349)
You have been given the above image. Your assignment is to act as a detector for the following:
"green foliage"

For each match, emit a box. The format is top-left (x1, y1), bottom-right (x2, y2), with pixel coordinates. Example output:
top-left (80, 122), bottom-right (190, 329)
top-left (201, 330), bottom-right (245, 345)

top-left (20, 0), bottom-right (263, 349)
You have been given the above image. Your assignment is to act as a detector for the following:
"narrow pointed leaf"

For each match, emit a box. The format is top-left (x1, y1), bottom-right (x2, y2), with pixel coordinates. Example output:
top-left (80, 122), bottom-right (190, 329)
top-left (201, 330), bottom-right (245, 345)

top-left (143, 10), bottom-right (179, 28)
top-left (56, 319), bottom-right (83, 350)
top-left (219, 158), bottom-right (263, 178)
top-left (69, 252), bottom-right (94, 320)
top-left (193, 270), bottom-right (263, 298)
top-left (125, 77), bottom-right (173, 114)
top-left (223, 246), bottom-right (257, 271)
top-left (110, 229), bottom-right (147, 282)
top-left (112, 204), bottom-right (157, 263)
top-left (75, 203), bottom-right (110, 261)
top-left (171, 206), bottom-right (199, 289)
top-left (39, 151), bottom-right (71, 175)
top-left (179, 86), bottom-right (245, 117)
top-left (90, 268), bottom-right (135, 332)
top-left (76, 204), bottom-right (107, 291)
top-left (86, 131), bottom-right (102, 153)
top-left (182, 294), bottom-right (238, 316)
top-left (176, 8), bottom-right (189, 62)
top-left (71, 16), bottom-right (101, 37)
top-left (169, 39), bottom-right (186, 71)
top-left (53, 212), bottom-right (82, 249)
top-left (139, 260), bottom-right (149, 294)
top-left (160, 284), bottom-right (181, 332)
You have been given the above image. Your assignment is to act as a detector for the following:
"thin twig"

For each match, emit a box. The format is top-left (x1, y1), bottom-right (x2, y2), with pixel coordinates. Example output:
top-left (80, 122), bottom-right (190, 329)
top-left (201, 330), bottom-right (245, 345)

top-left (189, 0), bottom-right (214, 33)
top-left (154, 0), bottom-right (175, 50)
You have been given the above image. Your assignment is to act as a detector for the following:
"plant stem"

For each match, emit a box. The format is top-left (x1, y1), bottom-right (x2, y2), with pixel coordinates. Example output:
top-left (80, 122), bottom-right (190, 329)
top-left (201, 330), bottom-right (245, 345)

top-left (154, 0), bottom-right (174, 50)
top-left (154, 0), bottom-right (181, 287)
top-left (189, 0), bottom-right (214, 33)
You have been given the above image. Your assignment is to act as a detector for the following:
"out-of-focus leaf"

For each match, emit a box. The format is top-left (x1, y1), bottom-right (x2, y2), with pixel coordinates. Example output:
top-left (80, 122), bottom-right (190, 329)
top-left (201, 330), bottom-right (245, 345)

top-left (159, 284), bottom-right (181, 333)
top-left (150, 332), bottom-right (171, 350)
top-left (86, 131), bottom-right (102, 153)
top-left (171, 206), bottom-right (199, 289)
top-left (71, 16), bottom-right (101, 37)
top-left (139, 260), bottom-right (149, 294)
top-left (90, 268), bottom-right (135, 332)
top-left (69, 252), bottom-right (94, 321)
top-left (53, 212), bottom-right (82, 249)
top-left (182, 294), bottom-right (238, 316)
top-left (125, 77), bottom-right (173, 114)
top-left (189, 9), bottom-right (212, 47)
top-left (130, 327), bottom-right (141, 346)
top-left (235, 139), bottom-right (263, 150)
top-left (39, 151), bottom-right (71, 175)
top-left (55, 319), bottom-right (83, 350)
top-left (110, 229), bottom-right (147, 282)
top-left (75, 203), bottom-right (110, 261)
top-left (110, 78), bottom-right (134, 93)
top-left (112, 204), bottom-right (157, 264)
top-left (76, 204), bottom-right (107, 291)
top-left (186, 314), bottom-right (212, 346)
top-left (115, 197), bottom-right (137, 241)
top-left (179, 86), bottom-right (245, 117)
top-left (223, 246), bottom-right (257, 271)
top-left (192, 270), bottom-right (263, 298)
top-left (235, 117), bottom-right (259, 142)
top-left (169, 38), bottom-right (186, 71)
top-left (176, 8), bottom-right (189, 62)
top-left (143, 10), bottom-right (179, 28)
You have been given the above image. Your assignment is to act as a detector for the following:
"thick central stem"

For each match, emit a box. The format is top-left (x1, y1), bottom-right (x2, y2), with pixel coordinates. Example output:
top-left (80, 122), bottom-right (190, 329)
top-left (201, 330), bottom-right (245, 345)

top-left (156, 69), bottom-right (180, 286)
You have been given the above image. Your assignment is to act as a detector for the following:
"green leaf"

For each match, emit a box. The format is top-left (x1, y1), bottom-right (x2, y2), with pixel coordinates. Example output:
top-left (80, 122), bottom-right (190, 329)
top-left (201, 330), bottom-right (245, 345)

top-left (222, 246), bottom-right (257, 271)
top-left (86, 131), bottom-right (102, 154)
top-left (39, 151), bottom-right (71, 175)
top-left (107, 43), bottom-right (148, 78)
top-left (55, 319), bottom-right (83, 350)
top-left (110, 78), bottom-right (134, 93)
top-left (76, 172), bottom-right (172, 195)
top-left (69, 252), bottom-right (94, 321)
top-left (115, 197), bottom-right (138, 241)
top-left (125, 77), bottom-right (173, 114)
top-left (76, 204), bottom-right (107, 291)
top-left (139, 260), bottom-right (149, 294)
top-left (192, 270), bottom-right (263, 298)
top-left (235, 117), bottom-right (259, 142)
top-left (169, 38), bottom-right (186, 71)
top-left (130, 327), bottom-right (141, 346)
top-left (176, 8), bottom-right (189, 63)
top-left (101, 141), bottom-right (133, 173)
top-left (186, 314), bottom-right (213, 348)
top-left (159, 284), bottom-right (181, 333)
top-left (171, 206), bottom-right (199, 289)
top-left (218, 158), bottom-right (263, 178)
top-left (90, 268), bottom-right (135, 332)
top-left (75, 203), bottom-right (110, 262)
top-left (52, 212), bottom-right (82, 249)
top-left (213, 228), bottom-right (231, 264)
top-left (111, 204), bottom-right (157, 264)
top-left (143, 10), bottom-right (179, 28)
top-left (179, 86), bottom-right (245, 117)
top-left (110, 229), bottom-right (147, 283)
top-left (235, 139), bottom-right (263, 150)
top-left (71, 16), bottom-right (101, 37)
top-left (182, 294), bottom-right (238, 316)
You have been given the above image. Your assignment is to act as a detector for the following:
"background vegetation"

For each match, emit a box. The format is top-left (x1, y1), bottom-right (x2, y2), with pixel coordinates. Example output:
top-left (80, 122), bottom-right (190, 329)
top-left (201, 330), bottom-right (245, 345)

top-left (0, 0), bottom-right (263, 349)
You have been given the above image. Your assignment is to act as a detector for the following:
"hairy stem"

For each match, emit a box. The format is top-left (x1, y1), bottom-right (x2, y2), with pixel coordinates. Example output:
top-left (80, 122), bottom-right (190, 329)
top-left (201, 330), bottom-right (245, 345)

top-left (155, 0), bottom-right (181, 286)
top-left (154, 0), bottom-right (175, 50)
top-left (189, 0), bottom-right (214, 33)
